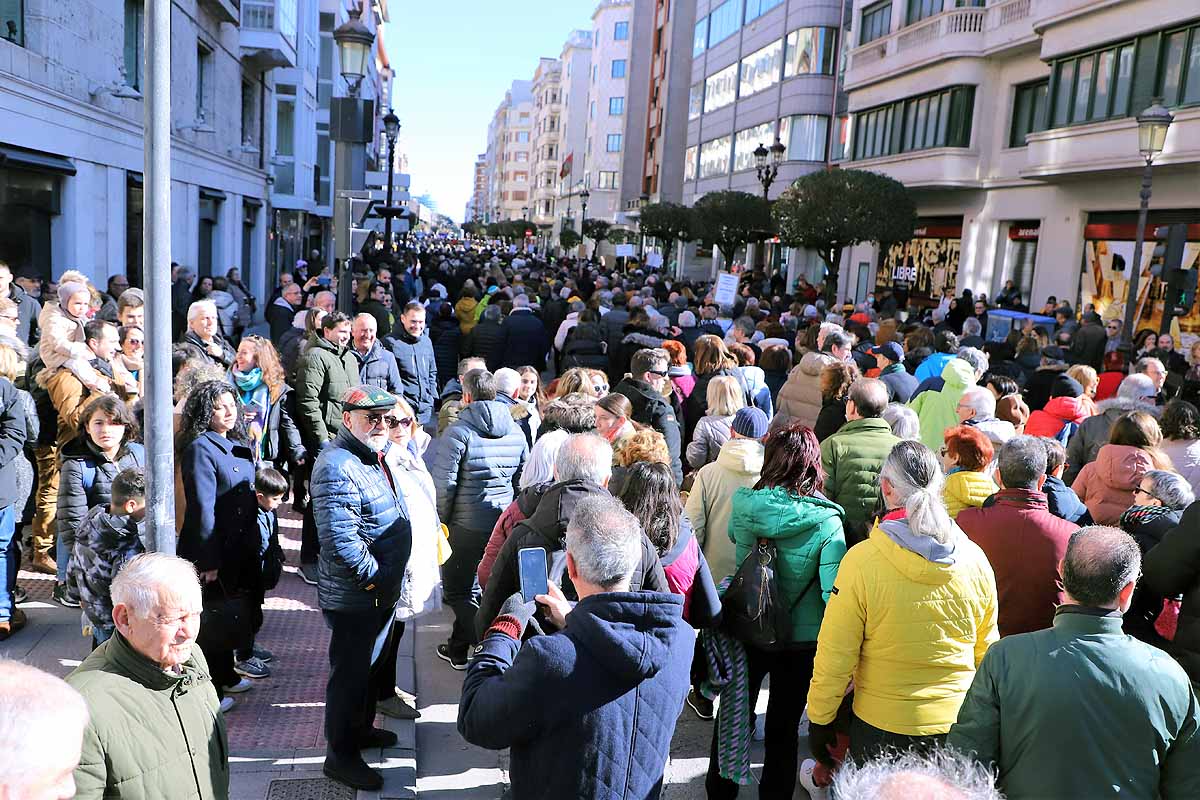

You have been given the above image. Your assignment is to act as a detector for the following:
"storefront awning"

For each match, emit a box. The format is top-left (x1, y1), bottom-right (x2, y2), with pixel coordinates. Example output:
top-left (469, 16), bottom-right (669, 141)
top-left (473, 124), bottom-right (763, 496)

top-left (242, 196), bottom-right (263, 208)
top-left (199, 187), bottom-right (227, 201)
top-left (0, 144), bottom-right (77, 176)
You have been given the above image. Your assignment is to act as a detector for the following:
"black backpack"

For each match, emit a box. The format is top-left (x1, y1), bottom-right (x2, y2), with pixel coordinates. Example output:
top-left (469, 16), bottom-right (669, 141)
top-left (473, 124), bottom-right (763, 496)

top-left (721, 538), bottom-right (818, 651)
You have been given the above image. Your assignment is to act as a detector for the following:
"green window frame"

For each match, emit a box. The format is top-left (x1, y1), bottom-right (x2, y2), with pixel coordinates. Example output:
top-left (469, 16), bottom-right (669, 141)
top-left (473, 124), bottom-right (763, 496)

top-left (1156, 22), bottom-right (1200, 108)
top-left (860, 0), bottom-right (891, 45)
top-left (124, 0), bottom-right (144, 90)
top-left (1049, 40), bottom-right (1136, 127)
top-left (1, 0), bottom-right (25, 47)
top-left (1009, 79), bottom-right (1049, 147)
top-left (851, 85), bottom-right (975, 161)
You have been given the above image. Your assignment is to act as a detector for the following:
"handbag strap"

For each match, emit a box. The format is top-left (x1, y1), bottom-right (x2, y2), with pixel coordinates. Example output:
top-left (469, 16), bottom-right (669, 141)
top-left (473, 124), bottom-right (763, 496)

top-left (758, 538), bottom-right (821, 616)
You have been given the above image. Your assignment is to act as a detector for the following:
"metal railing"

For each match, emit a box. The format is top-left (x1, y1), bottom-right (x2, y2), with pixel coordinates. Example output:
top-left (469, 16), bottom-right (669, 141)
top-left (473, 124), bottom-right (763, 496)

top-left (849, 0), bottom-right (1032, 69)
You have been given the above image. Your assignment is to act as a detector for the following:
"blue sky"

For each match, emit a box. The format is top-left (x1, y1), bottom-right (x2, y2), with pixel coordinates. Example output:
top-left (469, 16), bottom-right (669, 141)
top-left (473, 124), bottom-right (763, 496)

top-left (384, 0), bottom-right (599, 223)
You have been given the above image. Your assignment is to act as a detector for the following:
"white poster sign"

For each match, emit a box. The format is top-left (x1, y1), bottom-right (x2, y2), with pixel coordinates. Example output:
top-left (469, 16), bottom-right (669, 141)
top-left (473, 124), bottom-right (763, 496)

top-left (714, 271), bottom-right (739, 307)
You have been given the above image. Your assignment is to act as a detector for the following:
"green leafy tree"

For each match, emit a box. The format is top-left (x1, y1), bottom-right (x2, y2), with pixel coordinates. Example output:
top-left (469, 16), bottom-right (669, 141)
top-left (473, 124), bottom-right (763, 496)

top-left (607, 227), bottom-right (637, 245)
top-left (559, 228), bottom-right (582, 250)
top-left (583, 218), bottom-right (612, 244)
top-left (773, 168), bottom-right (917, 308)
top-left (639, 202), bottom-right (698, 265)
top-left (484, 222), bottom-right (503, 239)
top-left (692, 191), bottom-right (773, 269)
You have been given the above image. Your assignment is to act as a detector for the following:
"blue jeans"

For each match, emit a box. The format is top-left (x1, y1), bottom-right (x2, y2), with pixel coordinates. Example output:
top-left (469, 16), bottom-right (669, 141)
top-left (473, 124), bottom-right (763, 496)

top-left (0, 505), bottom-right (16, 620)
top-left (56, 520), bottom-right (69, 585)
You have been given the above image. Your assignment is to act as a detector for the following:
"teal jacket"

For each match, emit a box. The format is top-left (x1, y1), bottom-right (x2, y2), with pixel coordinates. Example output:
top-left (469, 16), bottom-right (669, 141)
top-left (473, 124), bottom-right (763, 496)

top-left (728, 486), bottom-right (847, 642)
top-left (948, 606), bottom-right (1200, 799)
top-left (820, 417), bottom-right (899, 539)
top-left (909, 358), bottom-right (976, 451)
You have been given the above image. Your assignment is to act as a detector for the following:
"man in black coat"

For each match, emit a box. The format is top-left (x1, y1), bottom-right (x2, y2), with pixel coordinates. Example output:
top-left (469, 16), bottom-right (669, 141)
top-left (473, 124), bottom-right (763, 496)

top-left (267, 282), bottom-right (303, 341)
top-left (388, 301), bottom-right (437, 426)
top-left (1070, 311), bottom-right (1108, 370)
top-left (613, 348), bottom-right (684, 485)
top-left (463, 305), bottom-right (505, 371)
top-left (497, 295), bottom-right (550, 371)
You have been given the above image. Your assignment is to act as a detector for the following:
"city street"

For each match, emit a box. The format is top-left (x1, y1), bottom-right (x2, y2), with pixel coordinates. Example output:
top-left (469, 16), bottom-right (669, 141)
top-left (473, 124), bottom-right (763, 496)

top-left (0, 507), bottom-right (809, 800)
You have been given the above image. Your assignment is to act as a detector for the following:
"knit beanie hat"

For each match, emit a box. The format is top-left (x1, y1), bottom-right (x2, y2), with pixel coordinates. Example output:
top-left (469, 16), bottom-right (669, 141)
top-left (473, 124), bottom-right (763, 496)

top-left (731, 407), bottom-right (769, 440)
top-left (1051, 375), bottom-right (1084, 399)
top-left (58, 281), bottom-right (89, 308)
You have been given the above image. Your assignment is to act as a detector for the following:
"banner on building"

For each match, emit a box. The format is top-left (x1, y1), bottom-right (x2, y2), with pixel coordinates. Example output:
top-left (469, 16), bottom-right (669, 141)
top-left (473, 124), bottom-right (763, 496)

top-left (874, 218), bottom-right (963, 304)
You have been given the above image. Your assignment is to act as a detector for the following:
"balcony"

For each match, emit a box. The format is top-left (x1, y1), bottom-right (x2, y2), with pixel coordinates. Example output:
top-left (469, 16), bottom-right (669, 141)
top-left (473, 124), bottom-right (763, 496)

top-left (846, 0), bottom-right (1037, 90)
top-left (200, 0), bottom-right (240, 25)
top-left (240, 0), bottom-right (298, 71)
top-left (849, 148), bottom-right (983, 189)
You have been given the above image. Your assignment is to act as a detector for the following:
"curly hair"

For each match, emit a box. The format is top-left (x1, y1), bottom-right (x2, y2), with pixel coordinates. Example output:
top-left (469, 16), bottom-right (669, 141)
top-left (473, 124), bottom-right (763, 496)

top-left (78, 393), bottom-right (140, 449)
top-left (615, 429), bottom-right (669, 468)
top-left (819, 361), bottom-right (860, 402)
top-left (1161, 400), bottom-right (1200, 442)
top-left (175, 380), bottom-right (246, 454)
top-left (618, 461), bottom-right (681, 558)
top-left (236, 335), bottom-right (287, 403)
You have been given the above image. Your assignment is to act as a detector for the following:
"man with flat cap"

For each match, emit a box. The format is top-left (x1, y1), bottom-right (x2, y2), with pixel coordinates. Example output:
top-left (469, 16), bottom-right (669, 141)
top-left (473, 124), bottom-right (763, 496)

top-left (311, 384), bottom-right (413, 791)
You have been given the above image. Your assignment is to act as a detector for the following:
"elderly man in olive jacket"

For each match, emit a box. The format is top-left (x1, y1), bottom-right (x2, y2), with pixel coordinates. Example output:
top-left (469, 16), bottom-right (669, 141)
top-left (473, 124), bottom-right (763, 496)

top-left (67, 552), bottom-right (229, 800)
top-left (948, 526), bottom-right (1200, 799)
top-left (819, 378), bottom-right (898, 545)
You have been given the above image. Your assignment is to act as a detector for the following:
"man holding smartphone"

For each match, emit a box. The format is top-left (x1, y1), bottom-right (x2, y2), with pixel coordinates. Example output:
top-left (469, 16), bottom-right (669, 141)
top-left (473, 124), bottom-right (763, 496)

top-left (458, 495), bottom-right (693, 799)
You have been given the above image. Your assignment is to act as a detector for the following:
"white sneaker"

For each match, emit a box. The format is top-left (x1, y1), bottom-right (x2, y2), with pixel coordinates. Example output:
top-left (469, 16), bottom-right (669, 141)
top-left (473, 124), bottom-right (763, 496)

top-left (798, 758), bottom-right (830, 800)
top-left (224, 678), bottom-right (253, 694)
top-left (219, 696), bottom-right (235, 714)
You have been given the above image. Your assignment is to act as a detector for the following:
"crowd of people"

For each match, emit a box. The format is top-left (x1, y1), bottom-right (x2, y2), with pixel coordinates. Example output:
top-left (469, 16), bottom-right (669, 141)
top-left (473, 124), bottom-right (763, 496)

top-left (3, 247), bottom-right (1200, 799)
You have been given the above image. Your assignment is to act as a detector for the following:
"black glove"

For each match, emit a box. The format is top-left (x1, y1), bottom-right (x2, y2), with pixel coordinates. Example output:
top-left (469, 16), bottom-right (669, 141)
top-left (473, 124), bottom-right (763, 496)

top-left (488, 592), bottom-right (539, 640)
top-left (808, 720), bottom-right (838, 769)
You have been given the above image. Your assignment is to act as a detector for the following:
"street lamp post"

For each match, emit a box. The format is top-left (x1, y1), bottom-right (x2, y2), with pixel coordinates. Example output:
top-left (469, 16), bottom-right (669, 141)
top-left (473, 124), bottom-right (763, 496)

top-left (753, 137), bottom-right (786, 270)
top-left (522, 206), bottom-right (529, 221)
top-left (1120, 99), bottom-right (1175, 349)
top-left (579, 187), bottom-right (590, 258)
top-left (332, 10), bottom-right (375, 315)
top-left (638, 192), bottom-right (649, 264)
top-left (382, 109), bottom-right (400, 257)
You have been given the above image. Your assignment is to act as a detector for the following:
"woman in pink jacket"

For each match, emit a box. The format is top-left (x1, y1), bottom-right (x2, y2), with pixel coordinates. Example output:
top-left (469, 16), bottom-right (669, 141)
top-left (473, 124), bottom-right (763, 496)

top-left (1073, 410), bottom-right (1175, 525)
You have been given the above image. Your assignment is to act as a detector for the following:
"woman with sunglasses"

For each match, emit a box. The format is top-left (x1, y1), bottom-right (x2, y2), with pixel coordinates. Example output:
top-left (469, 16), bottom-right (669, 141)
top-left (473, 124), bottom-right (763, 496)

top-left (381, 396), bottom-right (438, 721)
top-left (117, 325), bottom-right (144, 396)
top-left (231, 336), bottom-right (306, 474)
top-left (1121, 470), bottom-right (1195, 647)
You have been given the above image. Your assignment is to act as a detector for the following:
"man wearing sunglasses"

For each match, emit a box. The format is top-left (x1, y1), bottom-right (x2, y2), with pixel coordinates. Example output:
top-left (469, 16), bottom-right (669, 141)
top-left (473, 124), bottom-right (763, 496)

top-left (310, 384), bottom-right (413, 792)
top-left (612, 347), bottom-right (683, 485)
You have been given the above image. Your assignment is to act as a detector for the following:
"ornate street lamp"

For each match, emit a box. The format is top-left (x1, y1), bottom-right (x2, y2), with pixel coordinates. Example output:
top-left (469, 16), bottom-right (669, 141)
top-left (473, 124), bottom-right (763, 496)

top-left (1121, 99), bottom-right (1175, 348)
top-left (332, 12), bottom-right (374, 97)
top-left (755, 136), bottom-right (786, 200)
top-left (382, 108), bottom-right (400, 253)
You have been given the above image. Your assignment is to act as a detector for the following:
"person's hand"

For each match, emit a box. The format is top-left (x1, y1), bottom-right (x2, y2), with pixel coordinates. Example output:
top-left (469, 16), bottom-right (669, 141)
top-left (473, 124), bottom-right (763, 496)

top-left (535, 580), bottom-right (572, 630)
top-left (199, 569), bottom-right (219, 584)
top-left (91, 376), bottom-right (111, 394)
top-left (487, 592), bottom-right (538, 640)
top-left (808, 720), bottom-right (838, 768)
top-left (207, 342), bottom-right (223, 358)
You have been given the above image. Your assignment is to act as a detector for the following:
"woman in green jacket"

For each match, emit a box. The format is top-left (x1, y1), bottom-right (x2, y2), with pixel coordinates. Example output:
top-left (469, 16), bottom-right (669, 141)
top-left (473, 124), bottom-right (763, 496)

top-left (705, 421), bottom-right (847, 800)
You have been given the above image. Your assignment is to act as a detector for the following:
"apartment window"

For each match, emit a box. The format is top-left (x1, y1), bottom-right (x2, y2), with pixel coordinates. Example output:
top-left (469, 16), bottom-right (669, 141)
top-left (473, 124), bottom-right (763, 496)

top-left (196, 42), bottom-right (212, 121)
top-left (516, 152), bottom-right (529, 162)
top-left (689, 83), bottom-right (703, 120)
top-left (782, 114), bottom-right (830, 161)
top-left (1050, 41), bottom-right (1135, 127)
top-left (513, 190), bottom-right (528, 201)
top-left (614, 21), bottom-right (628, 40)
top-left (1158, 22), bottom-right (1200, 107)
top-left (316, 127), bottom-right (330, 205)
top-left (318, 35), bottom-right (333, 105)
top-left (241, 80), bottom-right (257, 147)
top-left (906, 0), bottom-right (984, 26)
top-left (612, 59), bottom-right (627, 78)
top-left (593, 64), bottom-right (598, 82)
top-left (733, 121), bottom-right (777, 172)
top-left (699, 135), bottom-right (732, 178)
top-left (740, 39), bottom-right (783, 98)
top-left (693, 16), bottom-right (709, 55)
top-left (598, 171), bottom-right (620, 189)
top-left (1009, 79), bottom-right (1049, 147)
top-left (745, 0), bottom-right (784, 23)
top-left (517, 131), bottom-right (530, 143)
top-left (590, 101), bottom-right (596, 119)
top-left (275, 95), bottom-right (295, 157)
top-left (708, 0), bottom-right (742, 47)
top-left (860, 0), bottom-right (891, 45)
top-left (609, 96), bottom-right (625, 115)
top-left (1, 0), bottom-right (24, 47)
top-left (684, 145), bottom-right (699, 181)
top-left (515, 172), bottom-right (528, 182)
top-left (704, 63), bottom-right (739, 114)
top-left (851, 85), bottom-right (974, 160)
top-left (520, 112), bottom-right (530, 120)
top-left (606, 133), bottom-right (623, 152)
top-left (785, 28), bottom-right (837, 77)
top-left (832, 114), bottom-right (851, 161)
top-left (123, 0), bottom-right (144, 89)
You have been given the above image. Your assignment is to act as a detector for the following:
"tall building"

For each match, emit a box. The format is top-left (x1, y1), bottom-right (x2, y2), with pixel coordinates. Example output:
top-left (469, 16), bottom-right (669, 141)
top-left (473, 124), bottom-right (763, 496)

top-left (482, 80), bottom-right (534, 222)
top-left (555, 29), bottom-right (594, 238)
top-left (0, 0), bottom-right (272, 292)
top-left (837, 0), bottom-right (1200, 318)
top-left (530, 58), bottom-right (563, 233)
top-left (580, 0), bottom-right (635, 227)
top-left (469, 153), bottom-right (487, 222)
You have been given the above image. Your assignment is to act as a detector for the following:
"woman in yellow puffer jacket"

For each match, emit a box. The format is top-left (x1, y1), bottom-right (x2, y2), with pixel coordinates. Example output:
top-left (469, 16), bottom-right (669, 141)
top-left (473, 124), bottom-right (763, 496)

top-left (941, 425), bottom-right (999, 518)
top-left (806, 440), bottom-right (998, 765)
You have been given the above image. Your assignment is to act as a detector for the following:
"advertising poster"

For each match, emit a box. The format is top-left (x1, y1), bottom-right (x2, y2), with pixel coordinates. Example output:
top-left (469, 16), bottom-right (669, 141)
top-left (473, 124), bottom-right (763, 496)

top-left (874, 219), bottom-right (962, 304)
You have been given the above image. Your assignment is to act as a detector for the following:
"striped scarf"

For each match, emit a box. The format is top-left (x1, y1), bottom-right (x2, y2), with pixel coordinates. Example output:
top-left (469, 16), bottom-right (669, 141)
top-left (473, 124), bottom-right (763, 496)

top-left (699, 578), bottom-right (753, 784)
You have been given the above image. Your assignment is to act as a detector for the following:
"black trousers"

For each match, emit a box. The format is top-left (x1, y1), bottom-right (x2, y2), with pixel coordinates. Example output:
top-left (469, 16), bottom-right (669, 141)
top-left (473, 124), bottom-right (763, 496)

top-left (323, 604), bottom-right (400, 760)
top-left (848, 714), bottom-right (946, 763)
top-left (705, 646), bottom-right (816, 799)
top-left (440, 528), bottom-right (488, 652)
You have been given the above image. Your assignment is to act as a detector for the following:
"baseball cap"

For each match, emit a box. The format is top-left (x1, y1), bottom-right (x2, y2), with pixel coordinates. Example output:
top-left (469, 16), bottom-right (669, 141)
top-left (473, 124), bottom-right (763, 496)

top-left (870, 342), bottom-right (904, 363)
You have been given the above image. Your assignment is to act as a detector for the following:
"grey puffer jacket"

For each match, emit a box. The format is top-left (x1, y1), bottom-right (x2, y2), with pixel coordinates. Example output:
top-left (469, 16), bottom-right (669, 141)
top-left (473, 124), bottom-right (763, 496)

top-left (432, 400), bottom-right (528, 536)
top-left (353, 341), bottom-right (403, 396)
top-left (1064, 397), bottom-right (1157, 485)
top-left (311, 429), bottom-right (413, 612)
top-left (773, 350), bottom-right (837, 431)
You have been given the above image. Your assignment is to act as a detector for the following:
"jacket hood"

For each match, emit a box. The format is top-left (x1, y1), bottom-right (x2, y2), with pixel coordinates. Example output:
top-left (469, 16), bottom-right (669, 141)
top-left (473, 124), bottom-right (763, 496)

top-left (1094, 444), bottom-right (1156, 486)
top-left (940, 358), bottom-right (976, 389)
top-left (799, 350), bottom-right (837, 377)
top-left (879, 517), bottom-right (957, 565)
top-left (312, 335), bottom-right (345, 356)
top-left (457, 400), bottom-right (517, 438)
top-left (1042, 395), bottom-right (1089, 422)
top-left (668, 364), bottom-right (693, 378)
top-left (441, 378), bottom-right (463, 401)
top-left (567, 592), bottom-right (686, 684)
top-left (455, 297), bottom-right (478, 312)
top-left (517, 482), bottom-right (550, 516)
top-left (716, 437), bottom-right (765, 475)
top-left (526, 479), bottom-right (609, 543)
top-left (733, 485), bottom-right (844, 541)
top-left (872, 520), bottom-right (964, 580)
top-left (87, 504), bottom-right (147, 550)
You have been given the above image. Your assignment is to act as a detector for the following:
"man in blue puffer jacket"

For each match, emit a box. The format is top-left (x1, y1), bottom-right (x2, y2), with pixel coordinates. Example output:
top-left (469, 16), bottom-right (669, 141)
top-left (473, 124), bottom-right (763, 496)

top-left (459, 494), bottom-right (693, 800)
top-left (311, 384), bottom-right (413, 792)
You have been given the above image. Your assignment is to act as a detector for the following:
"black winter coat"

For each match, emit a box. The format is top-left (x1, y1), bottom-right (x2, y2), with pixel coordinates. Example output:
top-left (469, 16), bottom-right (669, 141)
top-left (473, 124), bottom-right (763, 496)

top-left (1122, 506), bottom-right (1183, 646)
top-left (1142, 501), bottom-right (1200, 682)
top-left (183, 331), bottom-right (236, 371)
top-left (389, 330), bottom-right (438, 426)
top-left (429, 317), bottom-right (462, 393)
top-left (266, 298), bottom-right (300, 342)
top-left (178, 431), bottom-right (259, 588)
top-left (0, 378), bottom-right (26, 509)
top-left (473, 479), bottom-right (670, 640)
top-left (498, 309), bottom-right (550, 371)
top-left (1070, 321), bottom-right (1108, 370)
top-left (613, 377), bottom-right (684, 485)
top-left (560, 322), bottom-right (609, 372)
top-left (463, 319), bottom-right (505, 371)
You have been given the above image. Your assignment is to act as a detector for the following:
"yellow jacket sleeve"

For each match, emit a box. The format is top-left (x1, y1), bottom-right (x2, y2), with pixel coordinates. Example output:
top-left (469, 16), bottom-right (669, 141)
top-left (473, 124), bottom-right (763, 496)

top-left (807, 553), bottom-right (866, 725)
top-left (973, 564), bottom-right (1000, 668)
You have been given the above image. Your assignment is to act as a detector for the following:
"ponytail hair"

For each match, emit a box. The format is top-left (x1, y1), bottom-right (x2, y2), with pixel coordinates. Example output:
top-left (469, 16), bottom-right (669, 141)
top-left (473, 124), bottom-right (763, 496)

top-left (880, 440), bottom-right (955, 545)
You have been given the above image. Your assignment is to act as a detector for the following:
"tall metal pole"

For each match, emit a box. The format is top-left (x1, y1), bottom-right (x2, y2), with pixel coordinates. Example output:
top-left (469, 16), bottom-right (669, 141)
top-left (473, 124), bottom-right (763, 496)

top-left (1121, 158), bottom-right (1155, 349)
top-left (143, 0), bottom-right (175, 553)
top-left (384, 135), bottom-right (396, 254)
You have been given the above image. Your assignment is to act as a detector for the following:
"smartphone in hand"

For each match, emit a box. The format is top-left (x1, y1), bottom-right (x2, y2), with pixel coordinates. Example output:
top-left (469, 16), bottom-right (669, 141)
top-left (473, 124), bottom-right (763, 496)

top-left (518, 547), bottom-right (548, 603)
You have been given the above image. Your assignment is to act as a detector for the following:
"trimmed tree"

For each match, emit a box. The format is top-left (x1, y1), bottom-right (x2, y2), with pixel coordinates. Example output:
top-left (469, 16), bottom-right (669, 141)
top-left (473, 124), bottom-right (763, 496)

top-left (692, 191), bottom-right (773, 269)
top-left (583, 218), bottom-right (612, 245)
top-left (639, 202), bottom-right (698, 258)
top-left (773, 168), bottom-right (917, 308)
top-left (559, 228), bottom-right (581, 250)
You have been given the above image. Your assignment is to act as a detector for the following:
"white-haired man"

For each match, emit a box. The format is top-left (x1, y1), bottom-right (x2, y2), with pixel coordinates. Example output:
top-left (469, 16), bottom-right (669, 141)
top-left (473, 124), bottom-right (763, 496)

top-left (0, 659), bottom-right (88, 800)
top-left (65, 552), bottom-right (229, 799)
top-left (956, 385), bottom-right (1015, 446)
top-left (459, 494), bottom-right (693, 799)
top-left (183, 299), bottom-right (235, 369)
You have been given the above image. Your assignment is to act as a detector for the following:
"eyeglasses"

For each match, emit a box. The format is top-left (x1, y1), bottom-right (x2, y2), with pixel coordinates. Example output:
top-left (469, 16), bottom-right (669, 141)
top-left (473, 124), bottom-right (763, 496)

top-left (1134, 486), bottom-right (1161, 503)
top-left (647, 369), bottom-right (669, 377)
top-left (363, 412), bottom-right (406, 429)
top-left (127, 338), bottom-right (145, 347)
